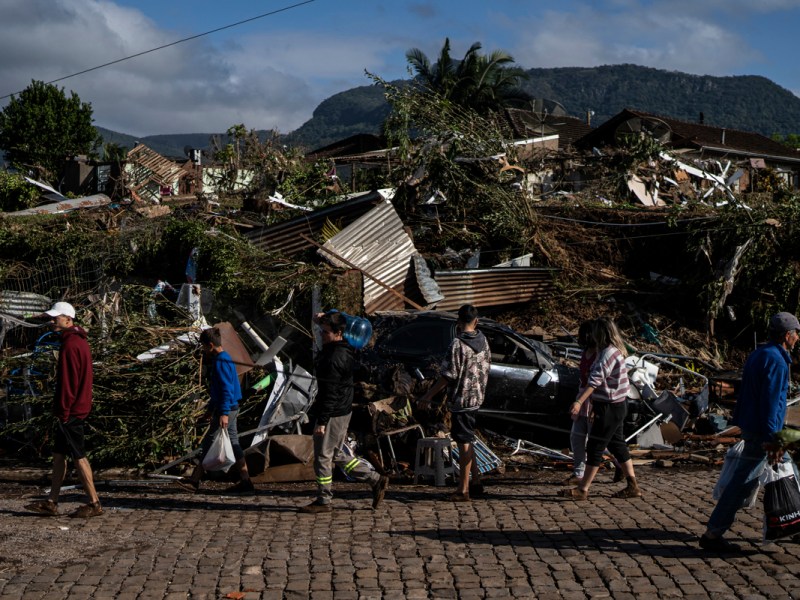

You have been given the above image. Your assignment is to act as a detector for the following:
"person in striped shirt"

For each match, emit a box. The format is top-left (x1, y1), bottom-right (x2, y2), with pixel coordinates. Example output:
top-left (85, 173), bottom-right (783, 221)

top-left (560, 317), bottom-right (642, 500)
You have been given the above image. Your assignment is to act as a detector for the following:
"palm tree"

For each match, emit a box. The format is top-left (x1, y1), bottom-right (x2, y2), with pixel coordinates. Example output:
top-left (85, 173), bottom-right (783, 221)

top-left (405, 38), bottom-right (529, 114)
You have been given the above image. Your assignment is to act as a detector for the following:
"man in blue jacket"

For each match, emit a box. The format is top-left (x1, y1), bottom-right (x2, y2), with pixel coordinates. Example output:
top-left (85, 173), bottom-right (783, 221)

top-left (180, 327), bottom-right (253, 494)
top-left (700, 312), bottom-right (799, 552)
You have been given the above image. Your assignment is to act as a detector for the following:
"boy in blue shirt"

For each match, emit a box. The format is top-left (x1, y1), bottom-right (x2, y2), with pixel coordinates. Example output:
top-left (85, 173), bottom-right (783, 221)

top-left (180, 327), bottom-right (254, 494)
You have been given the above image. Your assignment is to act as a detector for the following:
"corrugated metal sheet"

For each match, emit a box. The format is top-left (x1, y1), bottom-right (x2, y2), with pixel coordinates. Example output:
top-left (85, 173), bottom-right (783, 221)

top-left (433, 267), bottom-right (559, 310)
top-left (413, 255), bottom-right (444, 304)
top-left (320, 199), bottom-right (417, 314)
top-left (0, 290), bottom-right (52, 317)
top-left (243, 190), bottom-right (392, 257)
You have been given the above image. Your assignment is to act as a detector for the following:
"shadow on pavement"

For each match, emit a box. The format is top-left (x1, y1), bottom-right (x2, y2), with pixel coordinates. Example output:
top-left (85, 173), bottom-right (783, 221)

top-left (389, 526), bottom-right (762, 558)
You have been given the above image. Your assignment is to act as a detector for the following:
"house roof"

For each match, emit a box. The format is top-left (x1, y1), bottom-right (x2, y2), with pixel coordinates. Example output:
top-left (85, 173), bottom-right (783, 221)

top-left (305, 133), bottom-right (387, 161)
top-left (503, 109), bottom-right (592, 150)
top-left (126, 143), bottom-right (187, 187)
top-left (577, 108), bottom-right (800, 162)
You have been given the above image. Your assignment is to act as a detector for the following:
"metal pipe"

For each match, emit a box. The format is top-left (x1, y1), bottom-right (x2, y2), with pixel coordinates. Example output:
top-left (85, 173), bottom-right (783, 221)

top-left (625, 413), bottom-right (671, 443)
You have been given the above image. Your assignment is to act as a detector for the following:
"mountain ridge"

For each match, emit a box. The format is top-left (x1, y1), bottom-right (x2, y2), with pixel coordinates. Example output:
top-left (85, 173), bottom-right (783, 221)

top-left (94, 64), bottom-right (800, 156)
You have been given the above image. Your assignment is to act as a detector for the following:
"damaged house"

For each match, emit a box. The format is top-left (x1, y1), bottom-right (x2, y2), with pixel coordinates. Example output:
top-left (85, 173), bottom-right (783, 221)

top-left (576, 108), bottom-right (800, 203)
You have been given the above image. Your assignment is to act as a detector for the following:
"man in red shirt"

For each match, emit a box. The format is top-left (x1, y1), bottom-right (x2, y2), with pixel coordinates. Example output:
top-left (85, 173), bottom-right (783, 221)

top-left (26, 302), bottom-right (103, 518)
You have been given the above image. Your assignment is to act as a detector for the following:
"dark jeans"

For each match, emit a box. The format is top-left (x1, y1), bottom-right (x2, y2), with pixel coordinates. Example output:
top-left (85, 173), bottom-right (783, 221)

top-left (200, 408), bottom-right (244, 462)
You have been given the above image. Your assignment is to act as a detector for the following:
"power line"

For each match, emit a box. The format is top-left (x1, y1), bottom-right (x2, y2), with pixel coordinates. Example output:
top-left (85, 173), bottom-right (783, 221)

top-left (0, 0), bottom-right (317, 101)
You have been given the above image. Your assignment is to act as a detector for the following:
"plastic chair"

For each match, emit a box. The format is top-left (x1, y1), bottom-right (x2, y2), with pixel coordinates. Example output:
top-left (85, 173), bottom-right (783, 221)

top-left (414, 437), bottom-right (455, 486)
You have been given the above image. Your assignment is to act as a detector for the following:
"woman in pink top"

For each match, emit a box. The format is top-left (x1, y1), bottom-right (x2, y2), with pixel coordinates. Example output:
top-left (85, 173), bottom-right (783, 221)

top-left (560, 318), bottom-right (642, 500)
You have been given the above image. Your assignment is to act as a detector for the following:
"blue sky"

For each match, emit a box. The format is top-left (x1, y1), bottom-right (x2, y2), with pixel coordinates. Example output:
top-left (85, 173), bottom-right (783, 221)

top-left (1, 0), bottom-right (799, 137)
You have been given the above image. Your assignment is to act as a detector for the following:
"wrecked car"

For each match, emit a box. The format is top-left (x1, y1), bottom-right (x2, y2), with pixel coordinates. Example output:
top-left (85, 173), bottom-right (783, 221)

top-left (356, 311), bottom-right (581, 436)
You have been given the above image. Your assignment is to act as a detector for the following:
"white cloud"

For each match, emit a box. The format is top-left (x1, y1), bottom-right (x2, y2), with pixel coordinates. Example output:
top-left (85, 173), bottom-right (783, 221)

top-left (0, 0), bottom-right (394, 136)
top-left (1, 0), bottom-right (796, 136)
top-left (509, 5), bottom-right (760, 75)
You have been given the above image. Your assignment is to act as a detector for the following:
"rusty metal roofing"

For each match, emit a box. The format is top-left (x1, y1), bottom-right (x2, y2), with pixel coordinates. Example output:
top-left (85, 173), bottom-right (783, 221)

top-left (243, 189), bottom-right (392, 257)
top-left (126, 143), bottom-right (186, 188)
top-left (320, 198), bottom-right (418, 314)
top-left (433, 267), bottom-right (559, 311)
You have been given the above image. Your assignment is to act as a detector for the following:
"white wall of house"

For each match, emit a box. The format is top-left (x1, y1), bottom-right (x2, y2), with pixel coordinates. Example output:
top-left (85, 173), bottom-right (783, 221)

top-left (201, 167), bottom-right (255, 194)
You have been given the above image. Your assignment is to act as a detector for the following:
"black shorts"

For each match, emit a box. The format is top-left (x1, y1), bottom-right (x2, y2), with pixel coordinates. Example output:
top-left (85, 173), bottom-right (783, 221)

top-left (450, 411), bottom-right (477, 444)
top-left (53, 417), bottom-right (87, 459)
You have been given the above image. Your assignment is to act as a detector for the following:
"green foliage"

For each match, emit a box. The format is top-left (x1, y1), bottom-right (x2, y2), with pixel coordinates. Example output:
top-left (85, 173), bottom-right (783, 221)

top-left (771, 133), bottom-right (800, 148)
top-left (0, 306), bottom-right (207, 468)
top-left (376, 74), bottom-right (538, 251)
top-left (405, 38), bottom-right (530, 114)
top-left (0, 80), bottom-right (100, 182)
top-left (0, 170), bottom-right (38, 212)
top-left (0, 215), bottom-right (112, 268)
top-left (686, 201), bottom-right (800, 328)
top-left (102, 142), bottom-right (127, 162)
top-left (611, 134), bottom-right (667, 199)
top-left (207, 125), bottom-right (336, 204)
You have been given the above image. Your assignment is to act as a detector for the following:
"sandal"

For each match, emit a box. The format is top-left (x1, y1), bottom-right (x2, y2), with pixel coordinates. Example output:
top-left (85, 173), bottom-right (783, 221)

top-left (26, 499), bottom-right (59, 516)
top-left (612, 485), bottom-right (642, 499)
top-left (558, 487), bottom-right (588, 500)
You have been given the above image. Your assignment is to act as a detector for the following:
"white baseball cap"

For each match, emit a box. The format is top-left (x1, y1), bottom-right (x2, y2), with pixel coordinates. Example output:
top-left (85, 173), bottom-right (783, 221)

top-left (44, 301), bottom-right (76, 319)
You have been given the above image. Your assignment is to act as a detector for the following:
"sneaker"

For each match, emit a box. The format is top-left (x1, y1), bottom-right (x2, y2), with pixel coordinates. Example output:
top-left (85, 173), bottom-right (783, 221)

top-left (70, 502), bottom-right (103, 518)
top-left (699, 534), bottom-right (741, 553)
top-left (298, 499), bottom-right (332, 514)
top-left (468, 482), bottom-right (485, 497)
top-left (372, 475), bottom-right (389, 509)
top-left (26, 499), bottom-right (58, 516)
top-left (224, 479), bottom-right (255, 495)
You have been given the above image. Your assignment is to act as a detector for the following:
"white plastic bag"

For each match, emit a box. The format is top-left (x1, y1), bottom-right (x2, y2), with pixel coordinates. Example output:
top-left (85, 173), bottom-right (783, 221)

top-left (202, 427), bottom-right (236, 472)
top-left (712, 440), bottom-right (764, 509)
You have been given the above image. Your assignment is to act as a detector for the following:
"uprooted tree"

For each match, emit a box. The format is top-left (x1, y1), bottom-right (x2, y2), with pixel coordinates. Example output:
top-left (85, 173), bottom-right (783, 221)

top-left (205, 124), bottom-right (351, 208)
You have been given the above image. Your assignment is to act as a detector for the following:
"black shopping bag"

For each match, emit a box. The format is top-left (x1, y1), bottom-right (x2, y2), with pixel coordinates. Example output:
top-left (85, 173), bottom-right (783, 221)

top-left (762, 464), bottom-right (800, 541)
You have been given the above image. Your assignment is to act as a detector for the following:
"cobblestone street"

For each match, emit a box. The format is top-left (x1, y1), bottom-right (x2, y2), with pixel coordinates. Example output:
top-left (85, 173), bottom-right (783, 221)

top-left (1, 465), bottom-right (799, 599)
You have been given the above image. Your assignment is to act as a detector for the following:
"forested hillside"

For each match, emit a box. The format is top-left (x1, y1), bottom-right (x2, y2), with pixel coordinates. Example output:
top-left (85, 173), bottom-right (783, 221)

top-left (285, 64), bottom-right (800, 150)
top-left (94, 64), bottom-right (800, 154)
top-left (520, 64), bottom-right (800, 136)
top-left (282, 84), bottom-right (394, 150)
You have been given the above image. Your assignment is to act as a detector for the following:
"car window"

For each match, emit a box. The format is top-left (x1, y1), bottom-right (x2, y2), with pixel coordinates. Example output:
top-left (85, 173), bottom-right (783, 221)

top-left (381, 321), bottom-right (450, 357)
top-left (481, 328), bottom-right (538, 367)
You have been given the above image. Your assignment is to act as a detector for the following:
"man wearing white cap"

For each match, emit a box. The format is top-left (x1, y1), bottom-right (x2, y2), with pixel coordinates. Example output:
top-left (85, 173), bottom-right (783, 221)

top-left (700, 311), bottom-right (800, 552)
top-left (26, 302), bottom-right (103, 518)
